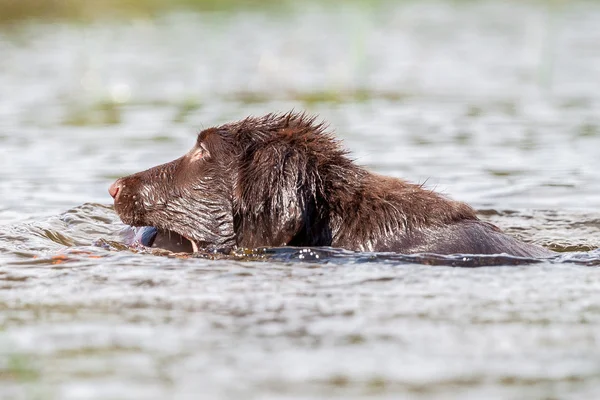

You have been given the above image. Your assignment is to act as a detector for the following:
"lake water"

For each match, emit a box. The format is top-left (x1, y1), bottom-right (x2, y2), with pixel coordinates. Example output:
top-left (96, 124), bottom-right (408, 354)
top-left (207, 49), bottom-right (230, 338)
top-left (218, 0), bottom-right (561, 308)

top-left (1, 1), bottom-right (600, 399)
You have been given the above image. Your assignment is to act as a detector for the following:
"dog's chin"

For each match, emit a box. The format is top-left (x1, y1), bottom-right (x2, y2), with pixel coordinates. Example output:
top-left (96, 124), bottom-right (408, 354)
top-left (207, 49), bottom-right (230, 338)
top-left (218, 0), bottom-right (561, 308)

top-left (130, 226), bottom-right (195, 253)
top-left (114, 210), bottom-right (143, 228)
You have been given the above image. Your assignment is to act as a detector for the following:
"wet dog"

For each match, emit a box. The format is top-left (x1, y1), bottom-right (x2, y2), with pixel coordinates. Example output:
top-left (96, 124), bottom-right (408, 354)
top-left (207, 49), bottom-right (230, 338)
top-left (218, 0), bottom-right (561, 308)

top-left (110, 112), bottom-right (552, 257)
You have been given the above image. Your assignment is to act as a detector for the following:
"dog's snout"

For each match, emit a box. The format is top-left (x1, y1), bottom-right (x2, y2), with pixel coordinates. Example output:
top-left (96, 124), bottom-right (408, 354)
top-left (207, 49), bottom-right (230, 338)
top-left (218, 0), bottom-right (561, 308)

top-left (109, 180), bottom-right (122, 199)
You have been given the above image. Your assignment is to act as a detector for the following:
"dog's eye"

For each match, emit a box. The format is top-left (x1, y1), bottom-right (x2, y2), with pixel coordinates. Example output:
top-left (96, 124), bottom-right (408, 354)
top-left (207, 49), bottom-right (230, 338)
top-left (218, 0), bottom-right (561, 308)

top-left (189, 143), bottom-right (209, 163)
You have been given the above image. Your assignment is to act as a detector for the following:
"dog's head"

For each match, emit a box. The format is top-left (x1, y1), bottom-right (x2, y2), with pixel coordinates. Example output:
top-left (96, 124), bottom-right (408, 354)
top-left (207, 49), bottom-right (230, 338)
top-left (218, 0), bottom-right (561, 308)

top-left (110, 112), bottom-right (358, 252)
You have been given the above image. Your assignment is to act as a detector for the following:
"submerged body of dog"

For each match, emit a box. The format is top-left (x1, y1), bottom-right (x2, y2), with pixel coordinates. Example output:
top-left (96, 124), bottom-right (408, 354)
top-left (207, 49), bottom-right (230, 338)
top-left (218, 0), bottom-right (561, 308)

top-left (109, 112), bottom-right (552, 257)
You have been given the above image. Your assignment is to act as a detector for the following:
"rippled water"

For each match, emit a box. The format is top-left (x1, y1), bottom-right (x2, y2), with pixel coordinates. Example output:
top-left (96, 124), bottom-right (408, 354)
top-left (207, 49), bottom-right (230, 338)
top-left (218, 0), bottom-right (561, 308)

top-left (1, 1), bottom-right (600, 399)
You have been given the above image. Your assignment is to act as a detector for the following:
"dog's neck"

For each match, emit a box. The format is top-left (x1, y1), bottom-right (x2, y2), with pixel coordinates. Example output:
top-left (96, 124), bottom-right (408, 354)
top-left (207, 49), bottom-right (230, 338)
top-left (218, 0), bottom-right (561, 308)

top-left (324, 171), bottom-right (479, 252)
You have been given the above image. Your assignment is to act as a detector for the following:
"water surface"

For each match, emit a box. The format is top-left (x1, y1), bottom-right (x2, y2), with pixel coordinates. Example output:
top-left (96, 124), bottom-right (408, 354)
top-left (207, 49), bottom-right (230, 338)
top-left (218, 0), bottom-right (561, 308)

top-left (1, 1), bottom-right (600, 399)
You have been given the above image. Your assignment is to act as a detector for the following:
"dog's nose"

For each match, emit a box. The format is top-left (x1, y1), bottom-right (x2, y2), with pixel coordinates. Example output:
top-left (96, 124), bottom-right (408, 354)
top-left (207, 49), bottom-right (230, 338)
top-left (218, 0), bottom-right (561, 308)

top-left (108, 180), bottom-right (122, 199)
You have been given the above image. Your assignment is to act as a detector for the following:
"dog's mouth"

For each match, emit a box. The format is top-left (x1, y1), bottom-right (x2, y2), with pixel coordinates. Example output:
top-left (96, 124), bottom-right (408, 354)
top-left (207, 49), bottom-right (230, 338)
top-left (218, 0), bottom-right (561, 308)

top-left (129, 226), bottom-right (197, 253)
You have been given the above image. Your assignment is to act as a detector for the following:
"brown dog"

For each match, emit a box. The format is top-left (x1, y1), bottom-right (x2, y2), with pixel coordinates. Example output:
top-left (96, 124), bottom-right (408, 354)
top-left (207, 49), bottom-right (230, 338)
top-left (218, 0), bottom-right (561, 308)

top-left (109, 112), bottom-right (552, 257)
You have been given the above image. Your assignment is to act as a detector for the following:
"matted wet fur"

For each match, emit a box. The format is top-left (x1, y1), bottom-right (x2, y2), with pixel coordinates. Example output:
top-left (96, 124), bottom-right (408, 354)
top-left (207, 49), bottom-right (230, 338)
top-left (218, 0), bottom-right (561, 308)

top-left (110, 112), bottom-right (553, 257)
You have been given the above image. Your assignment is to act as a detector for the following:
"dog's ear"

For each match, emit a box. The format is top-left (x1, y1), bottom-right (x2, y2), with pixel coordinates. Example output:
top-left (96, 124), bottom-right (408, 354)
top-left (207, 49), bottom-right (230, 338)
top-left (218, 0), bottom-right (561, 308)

top-left (230, 112), bottom-right (354, 248)
top-left (234, 139), bottom-right (315, 248)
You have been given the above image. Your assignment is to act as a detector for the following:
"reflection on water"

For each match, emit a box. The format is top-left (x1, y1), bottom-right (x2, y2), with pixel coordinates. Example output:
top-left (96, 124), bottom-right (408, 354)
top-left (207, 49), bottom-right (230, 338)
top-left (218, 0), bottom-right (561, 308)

top-left (1, 1), bottom-right (600, 399)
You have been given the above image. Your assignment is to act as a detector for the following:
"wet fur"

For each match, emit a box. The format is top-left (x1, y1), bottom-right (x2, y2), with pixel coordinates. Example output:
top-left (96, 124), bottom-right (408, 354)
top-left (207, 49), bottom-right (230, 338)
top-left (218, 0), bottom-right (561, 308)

top-left (112, 112), bottom-right (552, 257)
